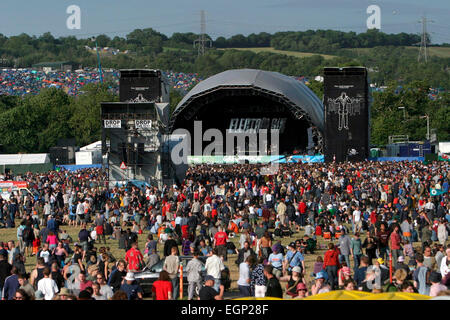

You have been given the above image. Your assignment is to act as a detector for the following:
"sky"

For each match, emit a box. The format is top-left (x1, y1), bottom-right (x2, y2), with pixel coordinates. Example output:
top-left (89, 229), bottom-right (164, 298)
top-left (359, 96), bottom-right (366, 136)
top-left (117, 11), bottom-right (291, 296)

top-left (0, 0), bottom-right (449, 43)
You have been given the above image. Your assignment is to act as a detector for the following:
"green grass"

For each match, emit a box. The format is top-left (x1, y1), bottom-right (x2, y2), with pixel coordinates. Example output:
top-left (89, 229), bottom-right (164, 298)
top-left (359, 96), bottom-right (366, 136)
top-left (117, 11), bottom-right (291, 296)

top-left (220, 47), bottom-right (337, 60)
top-left (406, 46), bottom-right (450, 58)
top-left (163, 47), bottom-right (193, 53)
top-left (342, 46), bottom-right (450, 58)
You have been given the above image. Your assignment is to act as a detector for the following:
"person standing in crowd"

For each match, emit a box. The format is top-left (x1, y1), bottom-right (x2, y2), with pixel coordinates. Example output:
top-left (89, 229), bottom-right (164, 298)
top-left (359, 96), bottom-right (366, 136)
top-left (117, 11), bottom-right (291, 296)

top-left (283, 242), bottom-right (305, 275)
top-left (338, 229), bottom-right (352, 268)
top-left (390, 225), bottom-right (403, 269)
top-left (439, 248), bottom-right (450, 278)
top-left (185, 250), bottom-right (204, 300)
top-left (2, 266), bottom-right (20, 300)
top-left (263, 265), bottom-right (283, 298)
top-left (199, 275), bottom-right (224, 300)
top-left (18, 273), bottom-right (35, 299)
top-left (120, 272), bottom-right (143, 300)
top-left (251, 257), bottom-right (266, 297)
top-left (237, 255), bottom-right (254, 297)
top-left (163, 246), bottom-right (180, 300)
top-left (205, 248), bottom-right (225, 292)
top-left (213, 226), bottom-right (229, 261)
top-left (152, 270), bottom-right (173, 300)
top-left (268, 244), bottom-right (284, 279)
top-left (323, 243), bottom-right (340, 290)
top-left (413, 253), bottom-right (430, 296)
top-left (362, 231), bottom-right (377, 264)
top-left (350, 232), bottom-right (362, 272)
top-left (279, 266), bottom-right (305, 298)
top-left (125, 241), bottom-right (144, 272)
top-left (108, 260), bottom-right (127, 293)
top-left (0, 250), bottom-right (12, 300)
top-left (37, 267), bottom-right (59, 300)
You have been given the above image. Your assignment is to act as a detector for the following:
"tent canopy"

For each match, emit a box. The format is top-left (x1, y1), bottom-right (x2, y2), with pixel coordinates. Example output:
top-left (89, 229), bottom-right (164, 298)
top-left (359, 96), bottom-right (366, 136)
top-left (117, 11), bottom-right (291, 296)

top-left (0, 153), bottom-right (50, 165)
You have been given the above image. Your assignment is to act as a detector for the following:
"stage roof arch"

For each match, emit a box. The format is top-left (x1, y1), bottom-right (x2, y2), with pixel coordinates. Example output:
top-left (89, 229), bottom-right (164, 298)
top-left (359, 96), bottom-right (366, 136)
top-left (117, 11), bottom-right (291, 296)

top-left (170, 69), bottom-right (324, 132)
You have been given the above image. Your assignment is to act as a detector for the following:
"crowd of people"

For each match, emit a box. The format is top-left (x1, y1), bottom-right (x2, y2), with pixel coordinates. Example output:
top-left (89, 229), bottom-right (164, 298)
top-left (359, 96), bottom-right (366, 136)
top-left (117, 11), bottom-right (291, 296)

top-left (0, 68), bottom-right (201, 97)
top-left (0, 160), bottom-right (449, 300)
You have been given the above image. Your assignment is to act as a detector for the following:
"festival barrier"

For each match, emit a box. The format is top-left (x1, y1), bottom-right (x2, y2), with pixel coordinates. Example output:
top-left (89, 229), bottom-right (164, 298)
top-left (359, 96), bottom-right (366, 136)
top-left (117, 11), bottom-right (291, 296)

top-left (187, 155), bottom-right (324, 164)
top-left (293, 290), bottom-right (432, 300)
top-left (299, 290), bottom-right (372, 300)
top-left (363, 292), bottom-right (431, 300)
top-left (56, 164), bottom-right (103, 171)
top-left (233, 297), bottom-right (284, 300)
top-left (368, 157), bottom-right (424, 162)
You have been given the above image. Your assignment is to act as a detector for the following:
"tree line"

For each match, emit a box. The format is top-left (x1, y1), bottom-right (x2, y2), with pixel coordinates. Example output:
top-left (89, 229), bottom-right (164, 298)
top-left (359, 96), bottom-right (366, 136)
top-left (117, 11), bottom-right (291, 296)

top-left (0, 28), bottom-right (434, 68)
top-left (0, 80), bottom-right (448, 154)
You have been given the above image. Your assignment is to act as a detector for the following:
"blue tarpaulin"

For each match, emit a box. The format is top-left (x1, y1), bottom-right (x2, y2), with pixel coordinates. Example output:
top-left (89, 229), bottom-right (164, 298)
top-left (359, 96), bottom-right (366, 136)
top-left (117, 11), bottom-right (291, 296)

top-left (56, 164), bottom-right (103, 171)
top-left (368, 157), bottom-right (424, 162)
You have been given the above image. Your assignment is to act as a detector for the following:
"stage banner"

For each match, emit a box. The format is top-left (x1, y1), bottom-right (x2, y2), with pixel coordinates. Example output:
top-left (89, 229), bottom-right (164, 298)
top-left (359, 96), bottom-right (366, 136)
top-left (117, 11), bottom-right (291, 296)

top-left (323, 67), bottom-right (369, 162)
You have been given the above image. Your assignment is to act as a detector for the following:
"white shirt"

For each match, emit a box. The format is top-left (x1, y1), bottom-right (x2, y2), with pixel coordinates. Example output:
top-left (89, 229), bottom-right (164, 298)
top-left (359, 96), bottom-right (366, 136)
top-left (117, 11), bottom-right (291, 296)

top-left (237, 262), bottom-right (250, 286)
top-left (205, 254), bottom-right (225, 279)
top-left (39, 250), bottom-right (50, 264)
top-left (37, 278), bottom-right (59, 300)
top-left (353, 210), bottom-right (361, 223)
top-left (440, 256), bottom-right (450, 278)
top-left (100, 284), bottom-right (114, 299)
top-left (76, 203), bottom-right (84, 215)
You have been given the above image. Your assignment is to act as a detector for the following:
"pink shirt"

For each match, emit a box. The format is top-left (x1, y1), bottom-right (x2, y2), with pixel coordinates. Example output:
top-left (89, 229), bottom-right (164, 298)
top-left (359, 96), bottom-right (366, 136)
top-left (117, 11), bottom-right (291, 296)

top-left (429, 283), bottom-right (447, 297)
top-left (46, 235), bottom-right (58, 245)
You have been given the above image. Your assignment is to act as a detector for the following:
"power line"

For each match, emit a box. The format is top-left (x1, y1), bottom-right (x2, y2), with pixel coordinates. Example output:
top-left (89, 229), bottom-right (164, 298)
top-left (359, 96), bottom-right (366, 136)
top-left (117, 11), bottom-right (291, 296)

top-left (193, 10), bottom-right (212, 57)
top-left (418, 16), bottom-right (434, 63)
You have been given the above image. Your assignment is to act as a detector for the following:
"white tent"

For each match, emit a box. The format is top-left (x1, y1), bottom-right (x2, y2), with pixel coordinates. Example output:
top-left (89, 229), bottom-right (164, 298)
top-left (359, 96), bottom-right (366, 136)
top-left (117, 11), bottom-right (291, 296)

top-left (80, 140), bottom-right (102, 151)
top-left (438, 142), bottom-right (450, 154)
top-left (0, 153), bottom-right (50, 165)
top-left (77, 141), bottom-right (102, 165)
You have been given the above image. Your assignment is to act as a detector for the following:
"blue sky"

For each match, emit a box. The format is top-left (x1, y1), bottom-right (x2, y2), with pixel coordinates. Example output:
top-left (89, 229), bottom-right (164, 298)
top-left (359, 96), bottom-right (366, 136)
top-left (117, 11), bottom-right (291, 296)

top-left (1, 0), bottom-right (449, 43)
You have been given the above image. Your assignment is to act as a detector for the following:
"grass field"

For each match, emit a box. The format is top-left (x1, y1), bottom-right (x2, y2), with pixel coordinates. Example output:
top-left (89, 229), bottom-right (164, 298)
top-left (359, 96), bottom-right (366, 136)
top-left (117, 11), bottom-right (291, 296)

top-left (220, 47), bottom-right (337, 60)
top-left (163, 47), bottom-right (192, 53)
top-left (343, 46), bottom-right (450, 58)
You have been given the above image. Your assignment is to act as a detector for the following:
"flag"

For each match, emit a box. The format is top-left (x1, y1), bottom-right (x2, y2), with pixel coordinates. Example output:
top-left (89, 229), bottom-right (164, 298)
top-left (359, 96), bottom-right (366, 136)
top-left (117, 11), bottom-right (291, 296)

top-left (439, 153), bottom-right (450, 162)
top-left (430, 188), bottom-right (446, 196)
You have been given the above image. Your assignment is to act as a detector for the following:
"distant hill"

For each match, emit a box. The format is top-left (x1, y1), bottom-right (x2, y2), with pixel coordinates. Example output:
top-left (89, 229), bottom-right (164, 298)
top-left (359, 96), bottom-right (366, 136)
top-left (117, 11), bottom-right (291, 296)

top-left (219, 47), bottom-right (337, 60)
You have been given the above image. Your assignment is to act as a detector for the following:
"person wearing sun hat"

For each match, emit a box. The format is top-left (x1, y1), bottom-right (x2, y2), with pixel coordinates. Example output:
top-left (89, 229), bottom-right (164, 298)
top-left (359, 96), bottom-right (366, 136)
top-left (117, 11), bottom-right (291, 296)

top-left (57, 287), bottom-right (71, 300)
top-left (280, 265), bottom-right (305, 298)
top-left (119, 272), bottom-right (143, 300)
top-left (338, 264), bottom-right (352, 288)
top-left (34, 290), bottom-right (44, 300)
top-left (296, 282), bottom-right (309, 298)
top-left (311, 271), bottom-right (330, 295)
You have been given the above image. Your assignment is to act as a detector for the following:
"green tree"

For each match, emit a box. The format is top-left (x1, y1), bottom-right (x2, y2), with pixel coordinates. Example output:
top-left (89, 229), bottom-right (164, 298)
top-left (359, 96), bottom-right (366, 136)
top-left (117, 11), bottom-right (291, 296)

top-left (69, 83), bottom-right (118, 146)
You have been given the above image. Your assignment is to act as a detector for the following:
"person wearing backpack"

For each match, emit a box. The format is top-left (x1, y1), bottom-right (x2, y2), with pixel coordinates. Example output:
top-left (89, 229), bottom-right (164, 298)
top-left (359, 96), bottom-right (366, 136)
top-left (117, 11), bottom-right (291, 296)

top-left (323, 242), bottom-right (341, 290)
top-left (22, 224), bottom-right (35, 257)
